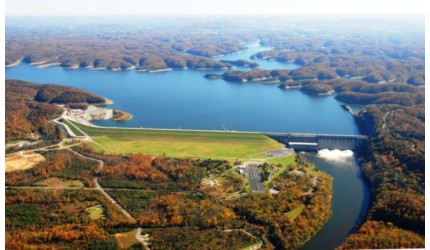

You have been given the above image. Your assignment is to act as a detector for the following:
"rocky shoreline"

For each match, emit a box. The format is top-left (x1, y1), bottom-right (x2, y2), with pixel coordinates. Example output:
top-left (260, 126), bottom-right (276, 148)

top-left (65, 105), bottom-right (133, 125)
top-left (64, 96), bottom-right (132, 125)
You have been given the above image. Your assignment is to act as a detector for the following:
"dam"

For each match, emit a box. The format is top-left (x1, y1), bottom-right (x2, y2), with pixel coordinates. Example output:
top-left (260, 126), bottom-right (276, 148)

top-left (266, 133), bottom-right (368, 151)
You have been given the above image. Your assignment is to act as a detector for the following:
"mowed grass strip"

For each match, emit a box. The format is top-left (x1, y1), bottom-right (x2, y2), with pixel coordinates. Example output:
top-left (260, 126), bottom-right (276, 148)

top-left (70, 121), bottom-right (284, 159)
top-left (61, 119), bottom-right (85, 136)
top-left (285, 204), bottom-right (306, 221)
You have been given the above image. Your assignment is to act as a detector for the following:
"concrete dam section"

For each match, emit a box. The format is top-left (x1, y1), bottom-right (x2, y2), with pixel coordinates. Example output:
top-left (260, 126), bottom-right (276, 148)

top-left (266, 133), bottom-right (368, 151)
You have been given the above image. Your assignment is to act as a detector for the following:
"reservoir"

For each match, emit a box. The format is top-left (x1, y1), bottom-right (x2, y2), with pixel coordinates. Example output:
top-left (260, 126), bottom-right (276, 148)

top-left (5, 49), bottom-right (357, 134)
top-left (215, 41), bottom-right (301, 71)
top-left (5, 42), bottom-right (368, 249)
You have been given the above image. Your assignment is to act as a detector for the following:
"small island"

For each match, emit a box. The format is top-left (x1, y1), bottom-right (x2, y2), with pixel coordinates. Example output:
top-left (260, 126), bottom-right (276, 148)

top-left (219, 59), bottom-right (259, 68)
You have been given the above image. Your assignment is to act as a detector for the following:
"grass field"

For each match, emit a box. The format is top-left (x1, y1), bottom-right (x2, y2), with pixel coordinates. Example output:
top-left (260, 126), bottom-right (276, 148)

top-left (241, 241), bottom-right (263, 250)
top-left (114, 229), bottom-right (140, 249)
top-left (61, 119), bottom-right (85, 136)
top-left (69, 121), bottom-right (284, 160)
top-left (86, 205), bottom-right (105, 220)
top-left (35, 177), bottom-right (84, 188)
top-left (285, 204), bottom-right (306, 221)
top-left (268, 155), bottom-right (296, 180)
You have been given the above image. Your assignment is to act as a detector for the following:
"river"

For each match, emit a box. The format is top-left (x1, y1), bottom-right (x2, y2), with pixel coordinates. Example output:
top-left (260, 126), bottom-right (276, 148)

top-left (301, 151), bottom-right (370, 250)
top-left (5, 42), bottom-right (369, 249)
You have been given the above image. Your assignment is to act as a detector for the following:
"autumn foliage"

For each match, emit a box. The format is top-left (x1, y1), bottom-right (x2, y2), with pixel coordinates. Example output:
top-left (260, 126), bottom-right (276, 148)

top-left (5, 80), bottom-right (106, 142)
top-left (6, 150), bottom-right (99, 187)
top-left (340, 102), bottom-right (425, 248)
top-left (338, 221), bottom-right (424, 249)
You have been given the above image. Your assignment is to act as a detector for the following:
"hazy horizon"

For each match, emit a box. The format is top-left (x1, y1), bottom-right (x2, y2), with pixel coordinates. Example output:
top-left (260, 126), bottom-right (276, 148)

top-left (6, 0), bottom-right (425, 16)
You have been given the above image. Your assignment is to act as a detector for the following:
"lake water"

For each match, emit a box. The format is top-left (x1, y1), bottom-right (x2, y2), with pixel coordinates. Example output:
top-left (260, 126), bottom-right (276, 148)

top-left (5, 57), bottom-right (357, 134)
top-left (5, 42), bottom-right (367, 249)
top-left (215, 41), bottom-right (301, 71)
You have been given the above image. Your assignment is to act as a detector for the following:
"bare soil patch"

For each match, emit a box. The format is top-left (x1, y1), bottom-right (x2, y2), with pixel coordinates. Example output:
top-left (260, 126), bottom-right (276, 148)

top-left (5, 152), bottom-right (45, 172)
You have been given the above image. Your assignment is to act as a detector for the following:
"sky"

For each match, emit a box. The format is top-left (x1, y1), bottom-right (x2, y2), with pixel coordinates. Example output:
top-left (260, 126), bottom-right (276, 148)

top-left (5, 0), bottom-right (426, 16)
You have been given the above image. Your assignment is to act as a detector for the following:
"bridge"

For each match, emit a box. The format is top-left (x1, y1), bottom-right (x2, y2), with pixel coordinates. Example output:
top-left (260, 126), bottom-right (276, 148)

top-left (265, 133), bottom-right (368, 151)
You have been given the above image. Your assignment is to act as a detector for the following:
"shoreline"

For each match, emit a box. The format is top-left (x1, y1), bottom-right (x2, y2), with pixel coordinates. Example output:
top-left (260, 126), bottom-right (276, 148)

top-left (64, 103), bottom-right (131, 125)
top-left (136, 68), bottom-right (173, 73)
top-left (37, 63), bottom-right (62, 68)
top-left (102, 98), bottom-right (113, 105)
top-left (5, 60), bottom-right (22, 67)
top-left (63, 65), bottom-right (80, 70)
top-left (6, 62), bottom-right (228, 73)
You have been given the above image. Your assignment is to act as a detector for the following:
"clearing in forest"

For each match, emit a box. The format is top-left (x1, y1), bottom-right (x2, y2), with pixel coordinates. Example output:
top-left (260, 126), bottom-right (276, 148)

top-left (5, 152), bottom-right (46, 172)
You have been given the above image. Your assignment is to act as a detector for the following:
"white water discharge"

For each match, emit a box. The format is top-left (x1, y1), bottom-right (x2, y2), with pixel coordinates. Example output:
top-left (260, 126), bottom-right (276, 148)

top-left (317, 149), bottom-right (354, 164)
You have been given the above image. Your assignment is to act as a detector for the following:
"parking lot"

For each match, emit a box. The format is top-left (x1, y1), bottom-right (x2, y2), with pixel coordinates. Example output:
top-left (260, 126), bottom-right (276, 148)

top-left (244, 167), bottom-right (265, 192)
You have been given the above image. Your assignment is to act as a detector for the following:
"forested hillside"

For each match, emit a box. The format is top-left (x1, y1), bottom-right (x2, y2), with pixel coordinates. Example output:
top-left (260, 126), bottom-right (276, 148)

top-left (339, 104), bottom-right (425, 248)
top-left (5, 80), bottom-right (105, 142)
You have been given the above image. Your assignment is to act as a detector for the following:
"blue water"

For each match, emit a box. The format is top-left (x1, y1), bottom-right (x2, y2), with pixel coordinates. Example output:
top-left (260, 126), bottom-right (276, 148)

top-left (301, 153), bottom-right (370, 250)
top-left (216, 41), bottom-right (301, 71)
top-left (5, 66), bottom-right (358, 134)
top-left (5, 43), bottom-right (366, 249)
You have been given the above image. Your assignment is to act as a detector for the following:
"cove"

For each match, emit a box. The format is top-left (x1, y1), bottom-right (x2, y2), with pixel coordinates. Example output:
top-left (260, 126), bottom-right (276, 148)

top-left (215, 41), bottom-right (301, 71)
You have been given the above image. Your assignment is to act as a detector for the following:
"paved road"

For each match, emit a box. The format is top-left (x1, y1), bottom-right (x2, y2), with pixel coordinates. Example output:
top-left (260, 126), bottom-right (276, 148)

top-left (245, 167), bottom-right (265, 192)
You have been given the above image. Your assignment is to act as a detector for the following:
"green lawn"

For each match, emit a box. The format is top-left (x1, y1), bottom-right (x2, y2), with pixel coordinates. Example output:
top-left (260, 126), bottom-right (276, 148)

top-left (241, 241), bottom-right (262, 250)
top-left (266, 155), bottom-right (295, 166)
top-left (268, 155), bottom-right (296, 180)
top-left (61, 119), bottom-right (85, 136)
top-left (69, 121), bottom-right (284, 160)
top-left (86, 205), bottom-right (105, 220)
top-left (285, 204), bottom-right (305, 221)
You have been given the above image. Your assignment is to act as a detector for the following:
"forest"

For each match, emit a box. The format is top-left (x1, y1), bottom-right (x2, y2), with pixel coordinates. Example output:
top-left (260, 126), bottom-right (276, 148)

top-left (5, 16), bottom-right (425, 249)
top-left (75, 145), bottom-right (333, 248)
top-left (338, 103), bottom-right (425, 248)
top-left (5, 79), bottom-right (106, 143)
top-left (6, 19), bottom-right (247, 70)
top-left (6, 150), bottom-right (99, 187)
top-left (6, 141), bottom-right (333, 249)
top-left (6, 17), bottom-right (424, 87)
top-left (6, 188), bottom-right (126, 249)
